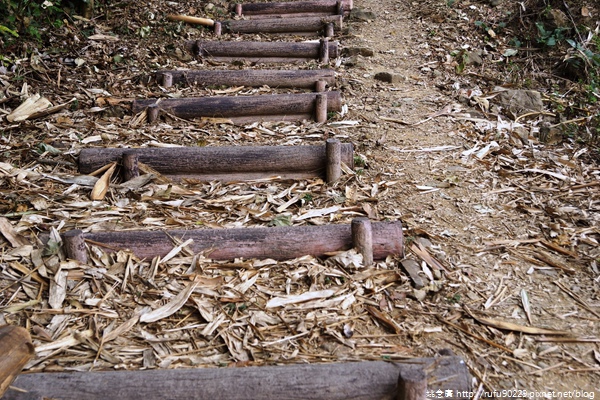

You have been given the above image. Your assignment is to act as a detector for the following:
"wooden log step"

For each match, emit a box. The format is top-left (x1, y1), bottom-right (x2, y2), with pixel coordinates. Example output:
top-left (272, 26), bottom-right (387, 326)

top-left (233, 0), bottom-right (353, 17)
top-left (4, 357), bottom-right (470, 400)
top-left (0, 325), bottom-right (34, 398)
top-left (220, 15), bottom-right (342, 36)
top-left (187, 40), bottom-right (339, 63)
top-left (155, 68), bottom-right (335, 89)
top-left (132, 91), bottom-right (342, 124)
top-left (61, 219), bottom-right (404, 262)
top-left (78, 141), bottom-right (354, 182)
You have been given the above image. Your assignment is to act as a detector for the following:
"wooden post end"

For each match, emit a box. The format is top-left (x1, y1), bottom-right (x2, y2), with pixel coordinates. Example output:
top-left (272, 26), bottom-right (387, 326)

top-left (214, 21), bottom-right (222, 36)
top-left (319, 37), bottom-right (330, 64)
top-left (325, 138), bottom-right (341, 183)
top-left (122, 151), bottom-right (140, 182)
top-left (315, 80), bottom-right (327, 92)
top-left (351, 217), bottom-right (373, 266)
top-left (397, 367), bottom-right (427, 400)
top-left (147, 104), bottom-right (160, 123)
top-left (315, 93), bottom-right (328, 123)
top-left (325, 22), bottom-right (335, 38)
top-left (63, 229), bottom-right (88, 264)
top-left (162, 73), bottom-right (173, 88)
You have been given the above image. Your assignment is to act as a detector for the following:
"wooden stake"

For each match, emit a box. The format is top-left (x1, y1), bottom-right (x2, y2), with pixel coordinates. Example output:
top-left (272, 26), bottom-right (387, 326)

top-left (121, 151), bottom-right (139, 182)
top-left (161, 72), bottom-right (173, 88)
top-left (315, 80), bottom-right (327, 92)
top-left (63, 229), bottom-right (88, 264)
top-left (325, 138), bottom-right (341, 183)
top-left (147, 104), bottom-right (160, 123)
top-left (154, 69), bottom-right (335, 89)
top-left (315, 93), bottom-right (328, 123)
top-left (397, 367), bottom-right (427, 400)
top-left (324, 22), bottom-right (334, 38)
top-left (213, 21), bottom-right (222, 36)
top-left (352, 218), bottom-right (373, 266)
top-left (235, 3), bottom-right (243, 16)
top-left (319, 38), bottom-right (329, 64)
top-left (0, 325), bottom-right (34, 398)
top-left (167, 14), bottom-right (215, 27)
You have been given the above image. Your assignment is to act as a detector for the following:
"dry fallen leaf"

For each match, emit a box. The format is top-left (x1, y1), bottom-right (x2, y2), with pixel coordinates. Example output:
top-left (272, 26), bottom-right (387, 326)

top-left (90, 162), bottom-right (117, 200)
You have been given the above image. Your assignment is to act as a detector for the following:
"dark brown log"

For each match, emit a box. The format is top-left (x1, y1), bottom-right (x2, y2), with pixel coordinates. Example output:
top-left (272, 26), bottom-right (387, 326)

top-left (66, 219), bottom-right (403, 261)
top-left (0, 325), bottom-right (34, 398)
top-left (222, 15), bottom-right (342, 35)
top-left (352, 217), bottom-right (373, 266)
top-left (4, 357), bottom-right (470, 400)
top-left (154, 69), bottom-right (335, 89)
top-left (122, 151), bottom-right (139, 181)
top-left (234, 0), bottom-right (353, 16)
top-left (315, 93), bottom-right (327, 123)
top-left (188, 40), bottom-right (340, 61)
top-left (325, 138), bottom-right (341, 183)
top-left (397, 367), bottom-right (427, 400)
top-left (132, 92), bottom-right (342, 121)
top-left (62, 229), bottom-right (88, 264)
top-left (78, 143), bottom-right (354, 182)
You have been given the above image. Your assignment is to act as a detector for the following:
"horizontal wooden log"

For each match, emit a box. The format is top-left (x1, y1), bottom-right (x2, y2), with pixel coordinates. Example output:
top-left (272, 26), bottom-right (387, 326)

top-left (5, 358), bottom-right (470, 400)
top-left (0, 325), bottom-right (34, 398)
top-left (222, 15), bottom-right (342, 35)
top-left (65, 220), bottom-right (404, 261)
top-left (234, 0), bottom-right (353, 16)
top-left (78, 142), bottom-right (354, 182)
top-left (187, 40), bottom-right (340, 60)
top-left (131, 92), bottom-right (342, 121)
top-left (155, 68), bottom-right (335, 89)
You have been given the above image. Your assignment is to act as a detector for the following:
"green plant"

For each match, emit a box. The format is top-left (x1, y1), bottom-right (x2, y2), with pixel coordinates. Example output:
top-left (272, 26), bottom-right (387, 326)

top-left (0, 0), bottom-right (67, 41)
top-left (535, 22), bottom-right (567, 46)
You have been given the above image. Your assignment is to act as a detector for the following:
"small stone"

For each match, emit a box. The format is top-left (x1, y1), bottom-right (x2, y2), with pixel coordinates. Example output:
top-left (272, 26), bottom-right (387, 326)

top-left (494, 89), bottom-right (544, 119)
top-left (349, 8), bottom-right (376, 22)
top-left (465, 50), bottom-right (483, 66)
top-left (344, 56), bottom-right (365, 68)
top-left (374, 71), bottom-right (404, 84)
top-left (401, 259), bottom-right (425, 289)
top-left (344, 47), bottom-right (374, 57)
top-left (412, 289), bottom-right (427, 302)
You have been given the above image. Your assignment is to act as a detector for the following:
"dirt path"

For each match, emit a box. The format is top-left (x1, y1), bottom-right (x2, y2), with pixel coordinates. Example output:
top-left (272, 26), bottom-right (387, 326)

top-left (345, 0), bottom-right (600, 394)
top-left (0, 0), bottom-right (599, 396)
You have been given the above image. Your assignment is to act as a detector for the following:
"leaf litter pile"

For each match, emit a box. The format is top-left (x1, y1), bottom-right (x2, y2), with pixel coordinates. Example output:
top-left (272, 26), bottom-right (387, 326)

top-left (1, 0), bottom-right (600, 393)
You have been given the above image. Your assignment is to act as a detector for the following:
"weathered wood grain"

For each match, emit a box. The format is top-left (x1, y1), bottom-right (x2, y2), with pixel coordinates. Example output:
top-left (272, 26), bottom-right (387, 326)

top-left (67, 220), bottom-right (404, 261)
top-left (222, 15), bottom-right (342, 35)
top-left (234, 0), bottom-right (353, 16)
top-left (78, 143), bottom-right (354, 182)
top-left (5, 357), bottom-right (470, 400)
top-left (154, 68), bottom-right (335, 89)
top-left (187, 40), bottom-right (340, 60)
